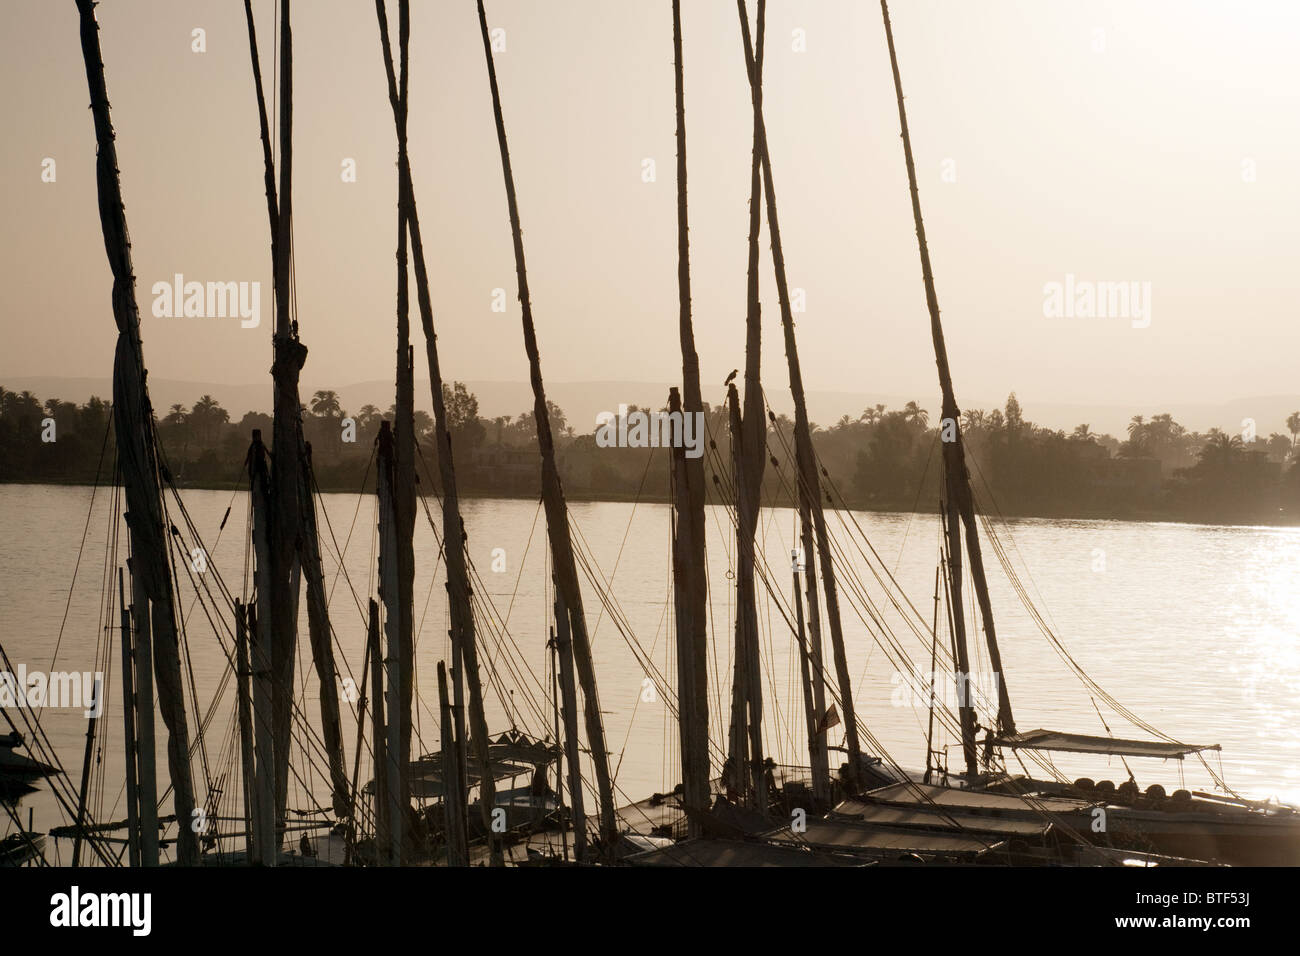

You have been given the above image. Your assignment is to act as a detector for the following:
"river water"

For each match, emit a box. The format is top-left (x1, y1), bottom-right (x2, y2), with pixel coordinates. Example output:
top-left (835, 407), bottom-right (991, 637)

top-left (2, 483), bottom-right (1297, 860)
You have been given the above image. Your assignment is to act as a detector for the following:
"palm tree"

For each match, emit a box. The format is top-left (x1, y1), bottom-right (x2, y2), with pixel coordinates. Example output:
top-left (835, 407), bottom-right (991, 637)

top-left (1196, 428), bottom-right (1244, 473)
top-left (15, 391), bottom-right (41, 419)
top-left (859, 403), bottom-right (886, 426)
top-left (1071, 423), bottom-right (1093, 441)
top-left (1287, 411), bottom-right (1300, 453)
top-left (164, 403), bottom-right (186, 426)
top-left (310, 389), bottom-right (343, 420)
top-left (492, 414), bottom-right (512, 444)
top-left (902, 400), bottom-right (929, 429)
top-left (189, 394), bottom-right (228, 446)
top-left (1119, 414), bottom-right (1150, 457)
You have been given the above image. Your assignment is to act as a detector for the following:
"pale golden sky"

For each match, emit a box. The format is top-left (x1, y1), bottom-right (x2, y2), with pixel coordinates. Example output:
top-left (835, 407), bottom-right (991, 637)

top-left (2, 0), bottom-right (1297, 413)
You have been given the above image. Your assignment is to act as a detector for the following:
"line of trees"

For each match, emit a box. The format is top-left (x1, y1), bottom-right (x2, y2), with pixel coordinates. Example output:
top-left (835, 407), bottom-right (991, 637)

top-left (3, 383), bottom-right (1299, 524)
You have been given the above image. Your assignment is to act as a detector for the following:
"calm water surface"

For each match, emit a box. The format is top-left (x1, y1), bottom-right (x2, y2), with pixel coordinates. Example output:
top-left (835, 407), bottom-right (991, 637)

top-left (2, 483), bottom-right (1297, 859)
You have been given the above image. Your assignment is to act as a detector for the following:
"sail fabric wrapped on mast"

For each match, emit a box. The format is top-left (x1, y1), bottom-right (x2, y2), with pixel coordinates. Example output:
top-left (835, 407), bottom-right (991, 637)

top-left (240, 0), bottom-right (349, 823)
top-left (75, 0), bottom-right (199, 866)
top-left (669, 0), bottom-right (712, 832)
top-left (993, 729), bottom-right (1218, 760)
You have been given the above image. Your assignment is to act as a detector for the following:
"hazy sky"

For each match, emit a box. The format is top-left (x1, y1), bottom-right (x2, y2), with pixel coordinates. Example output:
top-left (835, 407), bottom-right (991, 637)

top-left (2, 0), bottom-right (1297, 415)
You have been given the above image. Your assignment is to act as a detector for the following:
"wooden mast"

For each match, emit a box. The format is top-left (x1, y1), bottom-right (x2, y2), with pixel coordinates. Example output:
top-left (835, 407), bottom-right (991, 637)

top-left (551, 589), bottom-right (587, 859)
top-left (390, 0), bottom-right (417, 823)
top-left (248, 432), bottom-right (279, 861)
top-left (265, 0), bottom-right (307, 836)
top-left (233, 599), bottom-right (258, 863)
top-left (798, 516), bottom-right (832, 800)
top-left (75, 0), bottom-right (198, 865)
top-left (377, 421), bottom-right (404, 863)
top-left (127, 562), bottom-right (159, 866)
top-left (367, 598), bottom-right (389, 858)
top-left (736, 0), bottom-right (864, 789)
top-left (878, 0), bottom-right (1015, 756)
top-left (298, 447), bottom-right (349, 818)
top-left (727, 0), bottom-right (769, 807)
top-left (117, 571), bottom-right (141, 867)
top-left (548, 627), bottom-right (569, 860)
top-left (669, 0), bottom-right (711, 832)
top-left (241, 0), bottom-right (349, 821)
top-left (725, 385), bottom-right (765, 807)
top-left (437, 661), bottom-right (469, 866)
top-left (72, 674), bottom-right (101, 866)
top-left (374, 0), bottom-right (500, 865)
top-left (790, 553), bottom-right (827, 806)
top-left (476, 0), bottom-right (618, 850)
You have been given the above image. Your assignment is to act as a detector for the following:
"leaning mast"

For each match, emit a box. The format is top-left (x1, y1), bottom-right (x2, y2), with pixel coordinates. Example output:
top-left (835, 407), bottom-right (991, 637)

top-left (476, 0), bottom-right (618, 851)
top-left (74, 0), bottom-right (199, 865)
top-left (374, 0), bottom-right (502, 864)
top-left (878, 0), bottom-right (1015, 765)
top-left (736, 0), bottom-right (865, 789)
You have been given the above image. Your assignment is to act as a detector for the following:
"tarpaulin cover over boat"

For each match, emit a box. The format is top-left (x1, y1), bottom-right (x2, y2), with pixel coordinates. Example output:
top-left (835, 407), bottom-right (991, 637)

top-left (992, 729), bottom-right (1220, 760)
top-left (627, 838), bottom-right (859, 867)
top-left (765, 820), bottom-right (1003, 859)
top-left (866, 782), bottom-right (1097, 815)
top-left (830, 799), bottom-right (1051, 838)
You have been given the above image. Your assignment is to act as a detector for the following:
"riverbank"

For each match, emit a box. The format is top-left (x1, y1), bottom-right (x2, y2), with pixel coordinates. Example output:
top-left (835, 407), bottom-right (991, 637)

top-left (6, 477), bottom-right (1296, 530)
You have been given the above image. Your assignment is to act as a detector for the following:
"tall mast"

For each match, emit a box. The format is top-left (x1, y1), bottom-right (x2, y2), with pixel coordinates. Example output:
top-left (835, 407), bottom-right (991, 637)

top-left (298, 447), bottom-right (349, 817)
top-left (374, 0), bottom-right (500, 864)
top-left (879, 0), bottom-right (1015, 746)
top-left (267, 0), bottom-right (306, 834)
top-left (669, 0), bottom-right (711, 828)
top-left (74, 0), bottom-right (198, 865)
top-left (551, 590), bottom-right (587, 859)
top-left (790, 552), bottom-right (828, 805)
top-left (248, 432), bottom-right (279, 861)
top-left (798, 514), bottom-right (832, 798)
top-left (437, 661), bottom-right (469, 866)
top-left (377, 422), bottom-right (404, 863)
top-left (72, 671), bottom-right (100, 865)
top-left (736, 0), bottom-right (864, 788)
top-left (476, 0), bottom-right (618, 849)
top-left (367, 599), bottom-right (389, 857)
top-left (726, 385), bottom-right (765, 806)
top-left (241, 0), bottom-right (349, 821)
top-left (128, 559), bottom-right (159, 865)
top-left (390, 0), bottom-right (417, 821)
top-left (117, 571), bottom-right (141, 867)
top-left (727, 0), bottom-right (769, 807)
top-left (233, 600), bottom-right (258, 862)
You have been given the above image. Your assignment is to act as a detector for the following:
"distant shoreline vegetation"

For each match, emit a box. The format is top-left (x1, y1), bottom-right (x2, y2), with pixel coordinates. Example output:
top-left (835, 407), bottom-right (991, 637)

top-left (3, 384), bottom-right (1299, 527)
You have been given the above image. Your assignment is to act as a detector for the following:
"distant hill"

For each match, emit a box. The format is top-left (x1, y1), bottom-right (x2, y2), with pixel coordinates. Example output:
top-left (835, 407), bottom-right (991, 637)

top-left (3, 374), bottom-right (1298, 440)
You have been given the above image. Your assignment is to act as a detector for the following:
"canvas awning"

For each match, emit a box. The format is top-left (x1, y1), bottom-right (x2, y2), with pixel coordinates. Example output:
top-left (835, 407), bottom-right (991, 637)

top-left (765, 820), bottom-right (1003, 859)
top-left (992, 729), bottom-right (1219, 760)
top-left (626, 838), bottom-right (859, 867)
top-left (831, 799), bottom-right (1050, 838)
